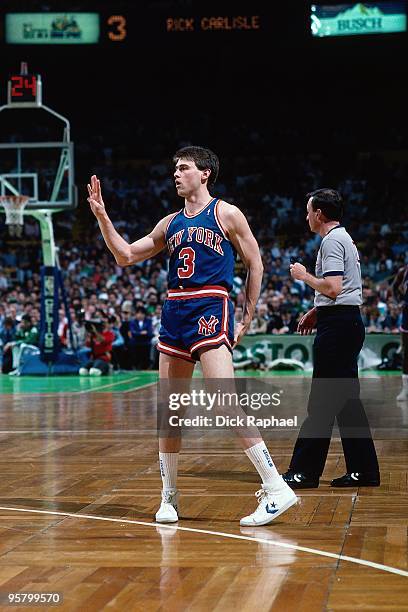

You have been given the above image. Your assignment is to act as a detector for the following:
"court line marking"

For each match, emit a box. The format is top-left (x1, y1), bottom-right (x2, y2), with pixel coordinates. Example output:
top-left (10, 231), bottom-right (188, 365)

top-left (120, 381), bottom-right (157, 394)
top-left (76, 375), bottom-right (143, 394)
top-left (0, 430), bottom-right (159, 434)
top-left (0, 506), bottom-right (406, 578)
top-left (0, 394), bottom-right (154, 400)
top-left (0, 379), bottom-right (158, 398)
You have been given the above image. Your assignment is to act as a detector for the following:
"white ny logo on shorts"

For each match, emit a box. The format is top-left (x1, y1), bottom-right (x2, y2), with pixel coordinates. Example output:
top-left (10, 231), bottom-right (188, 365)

top-left (198, 315), bottom-right (219, 336)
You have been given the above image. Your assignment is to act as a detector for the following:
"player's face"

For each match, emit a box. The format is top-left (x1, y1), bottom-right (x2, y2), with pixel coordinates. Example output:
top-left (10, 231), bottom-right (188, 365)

top-left (174, 158), bottom-right (204, 197)
top-left (306, 198), bottom-right (319, 232)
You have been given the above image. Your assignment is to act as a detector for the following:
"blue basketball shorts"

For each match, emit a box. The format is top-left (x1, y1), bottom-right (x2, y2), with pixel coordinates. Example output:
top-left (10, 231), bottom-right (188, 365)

top-left (158, 285), bottom-right (235, 362)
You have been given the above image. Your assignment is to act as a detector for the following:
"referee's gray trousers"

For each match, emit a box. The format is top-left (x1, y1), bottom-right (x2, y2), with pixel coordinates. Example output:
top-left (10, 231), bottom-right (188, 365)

top-left (289, 305), bottom-right (379, 477)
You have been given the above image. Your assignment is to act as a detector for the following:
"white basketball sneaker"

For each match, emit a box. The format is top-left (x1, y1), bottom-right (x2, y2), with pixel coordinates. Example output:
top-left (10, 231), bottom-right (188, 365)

top-left (240, 480), bottom-right (298, 526)
top-left (397, 386), bottom-right (408, 401)
top-left (89, 367), bottom-right (102, 376)
top-left (155, 489), bottom-right (179, 523)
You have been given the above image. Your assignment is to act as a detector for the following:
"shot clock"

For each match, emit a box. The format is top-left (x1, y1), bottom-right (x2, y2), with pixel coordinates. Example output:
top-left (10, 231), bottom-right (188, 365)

top-left (7, 72), bottom-right (42, 107)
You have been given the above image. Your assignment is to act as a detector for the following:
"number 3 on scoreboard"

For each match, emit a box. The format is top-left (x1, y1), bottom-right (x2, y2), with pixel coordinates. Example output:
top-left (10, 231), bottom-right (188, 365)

top-left (107, 15), bottom-right (127, 41)
top-left (177, 247), bottom-right (195, 278)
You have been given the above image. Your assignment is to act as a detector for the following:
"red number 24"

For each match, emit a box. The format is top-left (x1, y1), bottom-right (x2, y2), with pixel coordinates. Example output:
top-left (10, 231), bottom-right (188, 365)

top-left (11, 76), bottom-right (36, 97)
top-left (177, 247), bottom-right (195, 278)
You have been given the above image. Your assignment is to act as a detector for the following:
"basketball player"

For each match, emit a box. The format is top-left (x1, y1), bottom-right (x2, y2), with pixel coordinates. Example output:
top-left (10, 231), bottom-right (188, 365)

top-left (392, 264), bottom-right (408, 401)
top-left (87, 146), bottom-right (297, 526)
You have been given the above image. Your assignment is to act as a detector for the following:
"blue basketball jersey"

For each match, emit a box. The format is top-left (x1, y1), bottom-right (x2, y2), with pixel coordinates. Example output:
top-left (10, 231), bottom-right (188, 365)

top-left (165, 198), bottom-right (236, 291)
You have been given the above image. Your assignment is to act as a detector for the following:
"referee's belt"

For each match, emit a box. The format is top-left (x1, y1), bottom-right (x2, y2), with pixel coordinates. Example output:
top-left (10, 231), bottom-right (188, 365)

top-left (167, 285), bottom-right (229, 300)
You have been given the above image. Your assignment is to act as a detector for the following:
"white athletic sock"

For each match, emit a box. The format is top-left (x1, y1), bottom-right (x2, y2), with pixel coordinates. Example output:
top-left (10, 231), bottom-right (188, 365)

top-left (244, 442), bottom-right (281, 487)
top-left (403, 374), bottom-right (408, 386)
top-left (159, 452), bottom-right (179, 491)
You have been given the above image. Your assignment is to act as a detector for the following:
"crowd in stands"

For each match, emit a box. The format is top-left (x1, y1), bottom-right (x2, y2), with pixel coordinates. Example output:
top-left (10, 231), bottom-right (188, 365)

top-left (0, 147), bottom-right (407, 372)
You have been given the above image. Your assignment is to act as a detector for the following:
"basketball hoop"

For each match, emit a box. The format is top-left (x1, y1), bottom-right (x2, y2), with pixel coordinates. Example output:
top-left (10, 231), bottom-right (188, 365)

top-left (0, 195), bottom-right (29, 238)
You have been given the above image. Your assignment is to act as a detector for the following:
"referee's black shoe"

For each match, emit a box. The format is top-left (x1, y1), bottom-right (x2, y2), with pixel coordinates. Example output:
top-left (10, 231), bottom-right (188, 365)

top-left (282, 470), bottom-right (319, 489)
top-left (330, 472), bottom-right (380, 487)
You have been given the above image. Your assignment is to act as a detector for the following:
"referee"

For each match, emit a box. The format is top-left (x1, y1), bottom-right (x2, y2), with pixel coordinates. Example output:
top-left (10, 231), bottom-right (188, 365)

top-left (283, 189), bottom-right (380, 488)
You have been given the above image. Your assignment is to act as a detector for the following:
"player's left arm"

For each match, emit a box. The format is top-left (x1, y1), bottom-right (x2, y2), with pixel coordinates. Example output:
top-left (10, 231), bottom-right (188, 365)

top-left (218, 202), bottom-right (264, 347)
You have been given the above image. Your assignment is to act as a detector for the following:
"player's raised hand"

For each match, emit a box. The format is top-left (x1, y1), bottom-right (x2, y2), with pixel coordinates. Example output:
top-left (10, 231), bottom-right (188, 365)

top-left (87, 175), bottom-right (106, 217)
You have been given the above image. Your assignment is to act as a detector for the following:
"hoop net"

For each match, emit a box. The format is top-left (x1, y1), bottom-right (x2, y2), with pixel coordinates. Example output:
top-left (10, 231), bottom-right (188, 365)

top-left (0, 195), bottom-right (29, 238)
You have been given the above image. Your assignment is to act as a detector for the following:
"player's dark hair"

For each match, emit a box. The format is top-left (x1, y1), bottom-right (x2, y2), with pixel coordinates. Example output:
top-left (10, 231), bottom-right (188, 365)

top-left (307, 188), bottom-right (344, 222)
top-left (173, 146), bottom-right (219, 188)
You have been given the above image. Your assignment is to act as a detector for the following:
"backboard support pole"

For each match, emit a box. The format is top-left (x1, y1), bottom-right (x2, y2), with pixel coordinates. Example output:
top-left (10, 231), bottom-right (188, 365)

top-left (30, 210), bottom-right (58, 267)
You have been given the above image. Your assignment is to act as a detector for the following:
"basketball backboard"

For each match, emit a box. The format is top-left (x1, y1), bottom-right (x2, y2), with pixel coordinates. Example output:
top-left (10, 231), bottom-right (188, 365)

top-left (0, 140), bottom-right (76, 210)
top-left (0, 64), bottom-right (77, 211)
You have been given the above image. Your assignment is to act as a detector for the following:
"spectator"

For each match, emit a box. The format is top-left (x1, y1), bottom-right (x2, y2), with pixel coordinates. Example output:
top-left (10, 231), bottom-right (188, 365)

top-left (381, 304), bottom-right (401, 333)
top-left (0, 316), bottom-right (17, 373)
top-left (119, 306), bottom-right (133, 370)
top-left (278, 310), bottom-right (298, 334)
top-left (129, 306), bottom-right (153, 370)
top-left (109, 314), bottom-right (125, 370)
top-left (363, 307), bottom-right (384, 333)
top-left (79, 319), bottom-right (115, 376)
top-left (248, 304), bottom-right (269, 335)
top-left (0, 268), bottom-right (9, 291)
top-left (150, 304), bottom-right (162, 369)
top-left (69, 309), bottom-right (87, 350)
top-left (266, 296), bottom-right (284, 334)
top-left (3, 314), bottom-right (39, 375)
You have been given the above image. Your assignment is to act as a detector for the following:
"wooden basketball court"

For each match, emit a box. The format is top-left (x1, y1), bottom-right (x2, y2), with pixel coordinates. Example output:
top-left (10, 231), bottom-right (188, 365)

top-left (0, 372), bottom-right (407, 611)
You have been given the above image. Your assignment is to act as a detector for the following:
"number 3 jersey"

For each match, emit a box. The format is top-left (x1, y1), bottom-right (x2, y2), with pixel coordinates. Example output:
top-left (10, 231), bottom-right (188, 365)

top-left (165, 198), bottom-right (236, 291)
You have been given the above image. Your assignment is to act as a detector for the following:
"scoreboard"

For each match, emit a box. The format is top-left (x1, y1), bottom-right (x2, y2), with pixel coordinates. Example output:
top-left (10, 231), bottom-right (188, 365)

top-left (1, 1), bottom-right (405, 67)
top-left (2, 3), bottom-right (407, 49)
top-left (2, 5), bottom-right (268, 46)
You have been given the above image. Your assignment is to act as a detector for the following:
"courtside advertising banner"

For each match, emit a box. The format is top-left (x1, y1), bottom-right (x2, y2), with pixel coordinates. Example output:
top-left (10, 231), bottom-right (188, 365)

top-left (233, 334), bottom-right (400, 370)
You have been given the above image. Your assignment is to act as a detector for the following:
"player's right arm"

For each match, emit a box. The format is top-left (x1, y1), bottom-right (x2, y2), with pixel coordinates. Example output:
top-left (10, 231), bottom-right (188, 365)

top-left (87, 174), bottom-right (169, 266)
